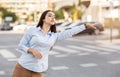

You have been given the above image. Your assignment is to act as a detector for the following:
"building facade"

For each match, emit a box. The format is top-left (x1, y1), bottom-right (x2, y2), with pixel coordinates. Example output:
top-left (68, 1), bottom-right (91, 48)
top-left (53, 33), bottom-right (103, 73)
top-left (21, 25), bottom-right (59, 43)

top-left (82, 0), bottom-right (120, 27)
top-left (0, 0), bottom-right (49, 23)
top-left (0, 0), bottom-right (120, 26)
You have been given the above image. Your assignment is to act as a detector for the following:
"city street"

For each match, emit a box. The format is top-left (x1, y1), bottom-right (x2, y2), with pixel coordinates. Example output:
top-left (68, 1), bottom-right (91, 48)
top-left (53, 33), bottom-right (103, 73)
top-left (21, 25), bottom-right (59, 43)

top-left (0, 0), bottom-right (120, 77)
top-left (0, 31), bottom-right (120, 77)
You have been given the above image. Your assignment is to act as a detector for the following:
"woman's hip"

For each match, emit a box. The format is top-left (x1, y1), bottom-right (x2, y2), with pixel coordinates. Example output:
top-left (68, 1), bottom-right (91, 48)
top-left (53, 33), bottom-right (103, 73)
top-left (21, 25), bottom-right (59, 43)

top-left (12, 62), bottom-right (43, 77)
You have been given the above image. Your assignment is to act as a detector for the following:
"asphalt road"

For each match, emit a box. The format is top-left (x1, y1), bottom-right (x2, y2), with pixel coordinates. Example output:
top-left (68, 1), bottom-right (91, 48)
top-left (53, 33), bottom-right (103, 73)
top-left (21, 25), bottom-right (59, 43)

top-left (0, 31), bottom-right (120, 77)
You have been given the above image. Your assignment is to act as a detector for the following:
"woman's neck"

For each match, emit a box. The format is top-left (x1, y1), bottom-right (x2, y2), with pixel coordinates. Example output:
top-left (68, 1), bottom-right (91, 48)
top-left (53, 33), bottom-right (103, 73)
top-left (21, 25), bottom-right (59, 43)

top-left (42, 23), bottom-right (50, 34)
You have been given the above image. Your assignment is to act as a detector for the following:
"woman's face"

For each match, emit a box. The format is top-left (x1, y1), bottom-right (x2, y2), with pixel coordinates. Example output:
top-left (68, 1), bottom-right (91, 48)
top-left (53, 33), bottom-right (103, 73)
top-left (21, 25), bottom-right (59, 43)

top-left (43, 11), bottom-right (56, 26)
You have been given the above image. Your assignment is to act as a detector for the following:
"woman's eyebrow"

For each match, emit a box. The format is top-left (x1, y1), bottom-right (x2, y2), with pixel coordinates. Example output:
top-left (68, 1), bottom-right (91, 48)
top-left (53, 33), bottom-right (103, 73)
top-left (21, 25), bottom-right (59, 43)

top-left (48, 13), bottom-right (55, 17)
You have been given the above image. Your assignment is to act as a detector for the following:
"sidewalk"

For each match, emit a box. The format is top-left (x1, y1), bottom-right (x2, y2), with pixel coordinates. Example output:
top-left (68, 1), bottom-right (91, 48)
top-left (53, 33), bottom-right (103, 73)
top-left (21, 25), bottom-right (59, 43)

top-left (0, 29), bottom-right (120, 45)
top-left (0, 30), bottom-right (24, 34)
top-left (95, 39), bottom-right (120, 44)
top-left (74, 28), bottom-right (120, 45)
top-left (94, 29), bottom-right (120, 44)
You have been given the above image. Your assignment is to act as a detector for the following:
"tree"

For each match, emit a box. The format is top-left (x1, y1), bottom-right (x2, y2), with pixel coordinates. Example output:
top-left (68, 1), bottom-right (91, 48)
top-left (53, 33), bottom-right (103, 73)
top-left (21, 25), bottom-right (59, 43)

top-left (71, 2), bottom-right (84, 21)
top-left (0, 7), bottom-right (18, 22)
top-left (54, 9), bottom-right (64, 20)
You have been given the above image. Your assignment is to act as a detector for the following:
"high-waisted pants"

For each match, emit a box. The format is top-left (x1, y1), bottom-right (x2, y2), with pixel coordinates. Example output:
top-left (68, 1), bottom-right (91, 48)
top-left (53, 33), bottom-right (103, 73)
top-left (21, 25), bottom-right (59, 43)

top-left (12, 63), bottom-right (43, 77)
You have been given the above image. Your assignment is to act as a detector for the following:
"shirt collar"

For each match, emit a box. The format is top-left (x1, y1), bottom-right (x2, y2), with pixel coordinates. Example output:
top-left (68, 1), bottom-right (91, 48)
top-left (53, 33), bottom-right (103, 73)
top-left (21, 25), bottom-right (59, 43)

top-left (36, 27), bottom-right (52, 35)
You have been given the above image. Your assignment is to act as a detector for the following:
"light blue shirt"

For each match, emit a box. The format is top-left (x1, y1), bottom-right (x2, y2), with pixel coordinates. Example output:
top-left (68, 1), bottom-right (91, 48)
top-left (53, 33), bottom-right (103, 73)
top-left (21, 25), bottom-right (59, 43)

top-left (18, 24), bottom-right (86, 72)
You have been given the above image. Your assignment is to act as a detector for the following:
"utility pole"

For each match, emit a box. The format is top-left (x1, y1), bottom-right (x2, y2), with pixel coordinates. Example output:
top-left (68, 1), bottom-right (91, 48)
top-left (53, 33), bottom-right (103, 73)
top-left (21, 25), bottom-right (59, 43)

top-left (118, 0), bottom-right (120, 35)
top-left (98, 0), bottom-right (102, 23)
top-left (109, 0), bottom-right (114, 42)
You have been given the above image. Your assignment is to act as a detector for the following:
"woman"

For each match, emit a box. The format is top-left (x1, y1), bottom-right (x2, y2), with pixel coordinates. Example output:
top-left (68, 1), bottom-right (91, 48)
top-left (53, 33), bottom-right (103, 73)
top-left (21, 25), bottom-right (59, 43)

top-left (12, 10), bottom-right (96, 77)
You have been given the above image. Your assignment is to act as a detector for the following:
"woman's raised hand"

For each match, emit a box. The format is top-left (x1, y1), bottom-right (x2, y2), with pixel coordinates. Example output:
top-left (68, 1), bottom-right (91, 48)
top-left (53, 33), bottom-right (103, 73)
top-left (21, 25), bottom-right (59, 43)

top-left (85, 23), bottom-right (97, 30)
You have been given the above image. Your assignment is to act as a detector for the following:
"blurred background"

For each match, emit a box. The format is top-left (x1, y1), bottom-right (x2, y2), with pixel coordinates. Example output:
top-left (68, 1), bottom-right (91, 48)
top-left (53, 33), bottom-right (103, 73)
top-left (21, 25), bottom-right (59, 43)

top-left (0, 0), bottom-right (120, 34)
top-left (0, 0), bottom-right (120, 49)
top-left (1, 1), bottom-right (120, 77)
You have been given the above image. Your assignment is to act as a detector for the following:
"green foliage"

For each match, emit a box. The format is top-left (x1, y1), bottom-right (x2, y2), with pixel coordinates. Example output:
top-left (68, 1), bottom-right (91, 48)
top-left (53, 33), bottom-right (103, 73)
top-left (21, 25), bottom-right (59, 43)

top-left (3, 12), bottom-right (18, 22)
top-left (78, 10), bottom-right (83, 19)
top-left (53, 0), bottom-right (84, 21)
top-left (71, 3), bottom-right (84, 21)
top-left (0, 7), bottom-right (18, 22)
top-left (54, 9), bottom-right (64, 20)
top-left (78, 0), bottom-right (82, 6)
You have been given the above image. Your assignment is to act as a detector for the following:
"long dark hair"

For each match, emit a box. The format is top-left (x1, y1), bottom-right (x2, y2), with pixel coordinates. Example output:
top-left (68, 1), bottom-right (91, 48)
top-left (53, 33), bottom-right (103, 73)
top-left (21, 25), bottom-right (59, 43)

top-left (36, 10), bottom-right (56, 33)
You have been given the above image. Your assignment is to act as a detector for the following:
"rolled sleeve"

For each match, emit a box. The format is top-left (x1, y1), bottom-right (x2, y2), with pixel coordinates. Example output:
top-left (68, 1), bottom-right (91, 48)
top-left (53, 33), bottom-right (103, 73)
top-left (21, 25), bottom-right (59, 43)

top-left (18, 27), bottom-right (33, 53)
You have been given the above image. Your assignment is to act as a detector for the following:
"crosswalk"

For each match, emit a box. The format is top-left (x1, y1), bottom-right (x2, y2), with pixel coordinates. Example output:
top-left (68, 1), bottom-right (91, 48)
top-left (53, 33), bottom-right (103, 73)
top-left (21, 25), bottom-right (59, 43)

top-left (0, 49), bottom-right (18, 61)
top-left (49, 44), bottom-right (120, 71)
top-left (0, 49), bottom-right (20, 76)
top-left (0, 71), bottom-right (5, 75)
top-left (0, 44), bottom-right (120, 72)
top-left (0, 44), bottom-right (119, 61)
top-left (0, 49), bottom-right (16, 59)
top-left (50, 44), bottom-right (120, 55)
top-left (67, 45), bottom-right (98, 52)
top-left (0, 44), bottom-right (119, 60)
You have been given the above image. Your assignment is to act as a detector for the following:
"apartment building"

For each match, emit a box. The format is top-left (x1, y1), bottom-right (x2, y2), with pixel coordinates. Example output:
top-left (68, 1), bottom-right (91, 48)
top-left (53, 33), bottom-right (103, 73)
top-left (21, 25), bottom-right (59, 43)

top-left (0, 0), bottom-right (90, 22)
top-left (0, 0), bottom-right (49, 22)
top-left (55, 0), bottom-right (120, 22)
top-left (81, 0), bottom-right (120, 27)
top-left (0, 0), bottom-right (120, 26)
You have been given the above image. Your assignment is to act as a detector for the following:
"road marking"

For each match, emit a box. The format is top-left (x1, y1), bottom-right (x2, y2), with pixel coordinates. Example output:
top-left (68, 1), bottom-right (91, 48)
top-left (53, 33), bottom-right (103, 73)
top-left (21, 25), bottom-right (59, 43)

top-left (55, 54), bottom-right (68, 57)
top-left (98, 52), bottom-right (110, 54)
top-left (78, 52), bottom-right (90, 56)
top-left (0, 71), bottom-right (5, 75)
top-left (8, 58), bottom-right (18, 61)
top-left (0, 49), bottom-right (16, 59)
top-left (80, 63), bottom-right (98, 67)
top-left (51, 66), bottom-right (69, 70)
top-left (54, 46), bottom-right (78, 53)
top-left (84, 45), bottom-right (117, 52)
top-left (108, 61), bottom-right (120, 64)
top-left (49, 51), bottom-right (60, 55)
top-left (99, 45), bottom-right (120, 52)
top-left (15, 48), bottom-right (24, 53)
top-left (0, 45), bottom-right (17, 48)
top-left (67, 45), bottom-right (98, 52)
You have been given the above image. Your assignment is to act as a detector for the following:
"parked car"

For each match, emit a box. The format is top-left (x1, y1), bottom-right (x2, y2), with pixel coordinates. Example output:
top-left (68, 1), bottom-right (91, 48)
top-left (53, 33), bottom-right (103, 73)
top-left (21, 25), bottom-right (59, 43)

top-left (13, 23), bottom-right (29, 31)
top-left (81, 21), bottom-right (104, 35)
top-left (0, 22), bottom-right (13, 31)
top-left (56, 21), bottom-right (71, 32)
top-left (63, 21), bottom-right (104, 35)
top-left (56, 22), bottom-right (62, 26)
top-left (65, 22), bottom-right (85, 30)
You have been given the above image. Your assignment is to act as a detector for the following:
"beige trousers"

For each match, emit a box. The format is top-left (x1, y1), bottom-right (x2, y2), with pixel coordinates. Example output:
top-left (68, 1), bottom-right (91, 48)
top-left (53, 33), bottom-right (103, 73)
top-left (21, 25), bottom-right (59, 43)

top-left (12, 63), bottom-right (43, 77)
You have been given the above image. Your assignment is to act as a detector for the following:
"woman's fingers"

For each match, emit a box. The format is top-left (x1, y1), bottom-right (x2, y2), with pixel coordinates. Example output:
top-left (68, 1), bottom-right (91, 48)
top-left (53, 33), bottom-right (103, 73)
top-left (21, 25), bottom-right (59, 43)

top-left (86, 23), bottom-right (96, 30)
top-left (33, 51), bottom-right (42, 59)
top-left (28, 48), bottom-right (42, 59)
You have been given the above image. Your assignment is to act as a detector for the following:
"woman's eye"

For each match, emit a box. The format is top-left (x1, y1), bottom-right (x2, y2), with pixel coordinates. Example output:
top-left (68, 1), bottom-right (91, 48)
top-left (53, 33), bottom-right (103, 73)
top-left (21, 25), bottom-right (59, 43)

top-left (48, 14), bottom-right (52, 16)
top-left (48, 15), bottom-right (55, 18)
